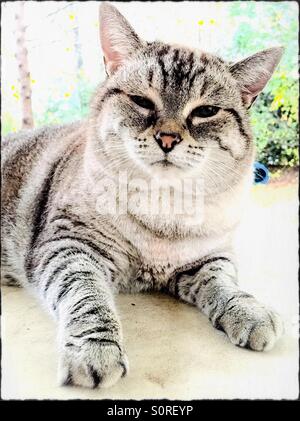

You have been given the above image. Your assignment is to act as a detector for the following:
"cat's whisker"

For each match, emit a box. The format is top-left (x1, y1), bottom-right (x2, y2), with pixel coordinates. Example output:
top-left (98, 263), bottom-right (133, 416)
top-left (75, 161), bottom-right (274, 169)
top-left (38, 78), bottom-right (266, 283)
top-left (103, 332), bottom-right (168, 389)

top-left (99, 156), bottom-right (133, 173)
top-left (206, 160), bottom-right (250, 177)
top-left (203, 165), bottom-right (239, 194)
top-left (205, 165), bottom-right (242, 184)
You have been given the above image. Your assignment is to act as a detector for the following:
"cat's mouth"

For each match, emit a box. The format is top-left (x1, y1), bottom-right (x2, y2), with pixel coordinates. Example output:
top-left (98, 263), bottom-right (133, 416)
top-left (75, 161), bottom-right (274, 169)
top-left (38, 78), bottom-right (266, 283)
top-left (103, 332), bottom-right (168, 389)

top-left (151, 159), bottom-right (179, 168)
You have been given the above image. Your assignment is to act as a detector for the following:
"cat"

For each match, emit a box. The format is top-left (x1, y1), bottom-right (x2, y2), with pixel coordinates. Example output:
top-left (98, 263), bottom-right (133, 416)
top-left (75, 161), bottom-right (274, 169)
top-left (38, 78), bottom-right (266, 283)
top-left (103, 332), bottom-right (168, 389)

top-left (1, 2), bottom-right (284, 389)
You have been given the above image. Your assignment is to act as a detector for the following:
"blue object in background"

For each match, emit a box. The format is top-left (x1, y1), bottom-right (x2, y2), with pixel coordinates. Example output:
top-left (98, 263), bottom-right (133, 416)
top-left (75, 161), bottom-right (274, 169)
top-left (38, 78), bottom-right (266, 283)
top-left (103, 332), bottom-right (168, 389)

top-left (253, 162), bottom-right (269, 184)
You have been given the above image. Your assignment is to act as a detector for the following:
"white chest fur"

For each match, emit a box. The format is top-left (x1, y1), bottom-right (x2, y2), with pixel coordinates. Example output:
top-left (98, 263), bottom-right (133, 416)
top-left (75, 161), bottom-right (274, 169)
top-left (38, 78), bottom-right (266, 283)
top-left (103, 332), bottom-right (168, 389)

top-left (116, 213), bottom-right (234, 278)
top-left (84, 162), bottom-right (252, 278)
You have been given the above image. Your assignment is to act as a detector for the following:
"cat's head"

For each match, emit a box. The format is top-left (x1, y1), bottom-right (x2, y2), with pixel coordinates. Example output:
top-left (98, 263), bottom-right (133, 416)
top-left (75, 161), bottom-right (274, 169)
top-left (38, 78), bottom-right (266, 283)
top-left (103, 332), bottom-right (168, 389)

top-left (90, 2), bottom-right (283, 193)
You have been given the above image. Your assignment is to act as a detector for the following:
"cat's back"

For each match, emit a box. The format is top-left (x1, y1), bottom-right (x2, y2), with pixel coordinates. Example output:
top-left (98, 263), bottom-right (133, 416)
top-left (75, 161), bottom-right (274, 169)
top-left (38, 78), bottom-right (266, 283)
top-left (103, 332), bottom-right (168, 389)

top-left (1, 121), bottom-right (85, 284)
top-left (1, 122), bottom-right (82, 179)
top-left (1, 122), bottom-right (81, 216)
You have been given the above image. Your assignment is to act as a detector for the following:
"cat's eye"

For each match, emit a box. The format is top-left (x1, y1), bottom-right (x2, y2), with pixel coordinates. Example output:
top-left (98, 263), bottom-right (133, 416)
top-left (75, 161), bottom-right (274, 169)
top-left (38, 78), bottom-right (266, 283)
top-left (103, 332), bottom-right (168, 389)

top-left (191, 105), bottom-right (220, 118)
top-left (130, 95), bottom-right (155, 111)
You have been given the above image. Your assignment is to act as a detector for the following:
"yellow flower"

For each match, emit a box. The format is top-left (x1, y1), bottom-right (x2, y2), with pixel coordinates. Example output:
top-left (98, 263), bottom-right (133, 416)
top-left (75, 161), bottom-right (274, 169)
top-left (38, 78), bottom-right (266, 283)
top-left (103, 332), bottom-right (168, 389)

top-left (274, 94), bottom-right (282, 101)
top-left (11, 85), bottom-right (15, 91)
top-left (31, 79), bottom-right (36, 84)
top-left (209, 19), bottom-right (216, 25)
top-left (198, 20), bottom-right (204, 26)
top-left (69, 14), bottom-right (75, 21)
top-left (13, 92), bottom-right (20, 100)
top-left (64, 92), bottom-right (71, 98)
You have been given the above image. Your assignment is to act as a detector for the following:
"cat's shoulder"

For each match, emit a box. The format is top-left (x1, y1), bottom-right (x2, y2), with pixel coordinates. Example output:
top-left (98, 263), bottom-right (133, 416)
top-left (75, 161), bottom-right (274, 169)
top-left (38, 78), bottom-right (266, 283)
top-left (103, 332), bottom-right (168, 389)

top-left (1, 121), bottom-right (83, 166)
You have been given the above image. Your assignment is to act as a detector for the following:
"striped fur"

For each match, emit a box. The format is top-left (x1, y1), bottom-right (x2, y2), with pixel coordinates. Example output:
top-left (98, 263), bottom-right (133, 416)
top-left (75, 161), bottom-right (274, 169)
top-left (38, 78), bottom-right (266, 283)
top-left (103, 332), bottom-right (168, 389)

top-left (1, 3), bottom-right (283, 388)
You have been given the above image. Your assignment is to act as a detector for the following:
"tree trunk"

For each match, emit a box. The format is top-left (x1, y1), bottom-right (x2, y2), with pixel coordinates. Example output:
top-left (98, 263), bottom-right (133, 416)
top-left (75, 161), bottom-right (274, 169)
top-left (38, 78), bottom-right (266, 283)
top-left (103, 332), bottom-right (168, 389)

top-left (15, 1), bottom-right (34, 129)
top-left (71, 4), bottom-right (84, 110)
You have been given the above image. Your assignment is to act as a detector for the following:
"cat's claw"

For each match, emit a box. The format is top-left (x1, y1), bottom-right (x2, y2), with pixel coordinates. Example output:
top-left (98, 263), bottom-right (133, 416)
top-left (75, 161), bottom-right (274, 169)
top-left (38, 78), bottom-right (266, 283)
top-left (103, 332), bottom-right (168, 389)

top-left (58, 338), bottom-right (128, 388)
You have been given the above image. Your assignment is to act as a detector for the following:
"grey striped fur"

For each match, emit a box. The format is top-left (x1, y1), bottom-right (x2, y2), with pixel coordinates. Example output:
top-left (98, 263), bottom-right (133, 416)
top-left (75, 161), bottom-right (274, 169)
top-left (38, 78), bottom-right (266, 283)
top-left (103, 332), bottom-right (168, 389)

top-left (1, 3), bottom-right (284, 388)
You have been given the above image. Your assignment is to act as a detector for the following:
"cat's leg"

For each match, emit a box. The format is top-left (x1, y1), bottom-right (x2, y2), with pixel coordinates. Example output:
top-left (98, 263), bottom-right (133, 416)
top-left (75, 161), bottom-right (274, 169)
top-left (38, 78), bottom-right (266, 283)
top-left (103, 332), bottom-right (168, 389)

top-left (169, 254), bottom-right (283, 351)
top-left (28, 246), bottom-right (128, 388)
top-left (1, 273), bottom-right (22, 286)
top-left (1, 246), bottom-right (22, 286)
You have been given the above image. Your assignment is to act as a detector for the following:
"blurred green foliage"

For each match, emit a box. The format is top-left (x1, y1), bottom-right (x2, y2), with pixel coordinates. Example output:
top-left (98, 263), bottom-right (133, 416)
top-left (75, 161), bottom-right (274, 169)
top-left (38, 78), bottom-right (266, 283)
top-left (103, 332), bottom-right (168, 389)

top-left (35, 74), bottom-right (95, 127)
top-left (228, 2), bottom-right (299, 167)
top-left (2, 112), bottom-right (19, 134)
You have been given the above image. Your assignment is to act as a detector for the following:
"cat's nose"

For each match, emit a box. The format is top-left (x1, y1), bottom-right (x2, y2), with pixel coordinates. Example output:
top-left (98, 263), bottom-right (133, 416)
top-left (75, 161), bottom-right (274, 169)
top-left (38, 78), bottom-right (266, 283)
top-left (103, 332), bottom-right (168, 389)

top-left (154, 131), bottom-right (182, 153)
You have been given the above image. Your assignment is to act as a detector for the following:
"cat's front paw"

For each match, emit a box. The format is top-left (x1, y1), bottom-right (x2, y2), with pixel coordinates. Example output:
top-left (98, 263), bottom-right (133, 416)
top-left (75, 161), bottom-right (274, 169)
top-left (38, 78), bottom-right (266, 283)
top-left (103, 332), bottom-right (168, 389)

top-left (58, 334), bottom-right (128, 389)
top-left (214, 295), bottom-right (284, 351)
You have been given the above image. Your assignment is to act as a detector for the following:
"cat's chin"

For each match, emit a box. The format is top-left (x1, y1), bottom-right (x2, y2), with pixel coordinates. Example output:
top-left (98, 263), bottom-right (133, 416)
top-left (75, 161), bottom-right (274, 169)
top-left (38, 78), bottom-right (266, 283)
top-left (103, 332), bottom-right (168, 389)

top-left (149, 160), bottom-right (188, 177)
top-left (151, 159), bottom-right (181, 169)
top-left (151, 156), bottom-right (200, 172)
top-left (132, 156), bottom-right (199, 180)
top-left (150, 159), bottom-right (202, 178)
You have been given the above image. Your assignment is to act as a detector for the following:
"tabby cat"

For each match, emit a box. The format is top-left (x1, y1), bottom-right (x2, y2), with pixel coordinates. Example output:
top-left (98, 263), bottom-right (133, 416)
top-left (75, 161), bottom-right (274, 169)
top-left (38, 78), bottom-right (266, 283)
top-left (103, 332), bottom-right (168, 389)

top-left (1, 3), bottom-right (284, 389)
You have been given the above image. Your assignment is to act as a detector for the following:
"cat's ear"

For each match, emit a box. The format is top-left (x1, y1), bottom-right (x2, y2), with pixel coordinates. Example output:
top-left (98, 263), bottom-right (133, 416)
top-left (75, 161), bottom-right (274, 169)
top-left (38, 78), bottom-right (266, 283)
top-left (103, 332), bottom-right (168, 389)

top-left (99, 2), bottom-right (143, 75)
top-left (230, 47), bottom-right (284, 108)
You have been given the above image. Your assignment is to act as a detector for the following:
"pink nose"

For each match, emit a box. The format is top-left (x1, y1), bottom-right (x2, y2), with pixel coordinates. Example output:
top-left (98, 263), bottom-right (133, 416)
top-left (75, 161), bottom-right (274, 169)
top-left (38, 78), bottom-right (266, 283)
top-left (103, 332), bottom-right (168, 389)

top-left (155, 131), bottom-right (182, 153)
